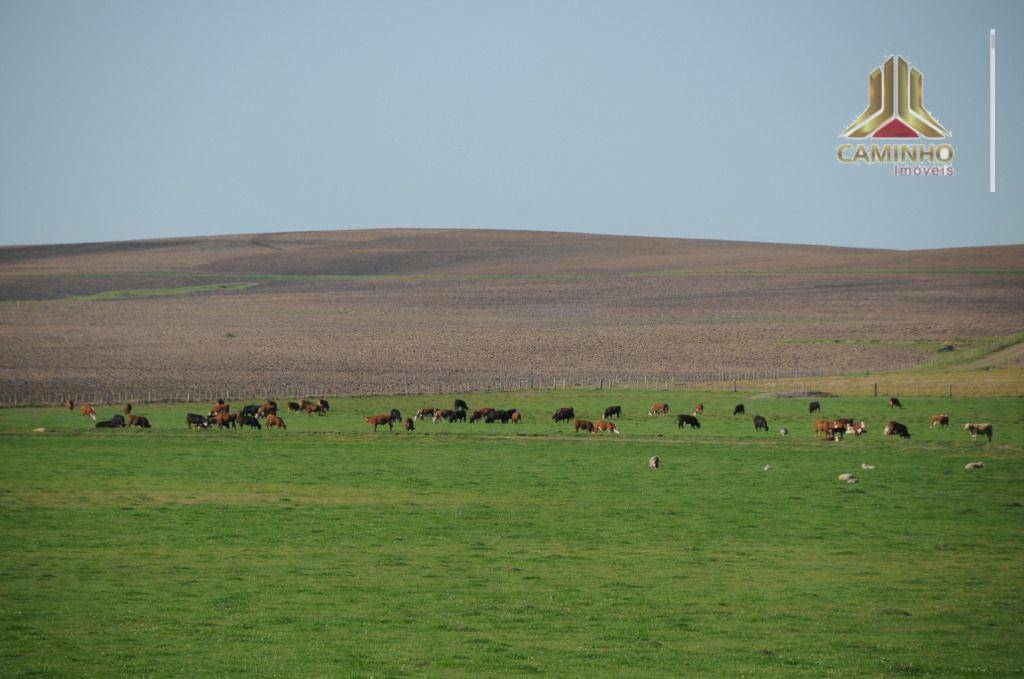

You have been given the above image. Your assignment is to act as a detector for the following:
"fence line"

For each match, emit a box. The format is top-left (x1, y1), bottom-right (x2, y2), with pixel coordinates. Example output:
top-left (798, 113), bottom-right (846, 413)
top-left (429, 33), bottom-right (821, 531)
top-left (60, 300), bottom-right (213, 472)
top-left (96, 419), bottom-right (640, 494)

top-left (0, 366), bottom-right (868, 408)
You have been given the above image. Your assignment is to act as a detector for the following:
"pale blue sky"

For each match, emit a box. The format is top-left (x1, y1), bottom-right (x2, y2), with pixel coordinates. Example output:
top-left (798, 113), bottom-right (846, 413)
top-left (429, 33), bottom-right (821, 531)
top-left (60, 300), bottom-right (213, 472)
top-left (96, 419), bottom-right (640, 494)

top-left (1, 0), bottom-right (1021, 248)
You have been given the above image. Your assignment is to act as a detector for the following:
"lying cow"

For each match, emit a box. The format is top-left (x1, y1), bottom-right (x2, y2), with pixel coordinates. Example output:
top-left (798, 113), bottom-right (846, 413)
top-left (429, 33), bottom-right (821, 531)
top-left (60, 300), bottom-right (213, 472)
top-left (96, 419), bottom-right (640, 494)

top-left (126, 414), bottom-right (151, 429)
top-left (883, 421), bottom-right (910, 438)
top-left (96, 414), bottom-right (125, 428)
top-left (964, 423), bottom-right (993, 442)
top-left (676, 414), bottom-right (700, 430)
top-left (649, 403), bottom-right (669, 416)
top-left (186, 413), bottom-right (210, 430)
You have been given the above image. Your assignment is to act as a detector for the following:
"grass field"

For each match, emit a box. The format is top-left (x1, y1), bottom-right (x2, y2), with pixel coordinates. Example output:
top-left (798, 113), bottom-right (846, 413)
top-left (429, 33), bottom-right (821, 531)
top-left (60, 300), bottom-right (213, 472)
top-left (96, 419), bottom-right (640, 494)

top-left (1, 389), bottom-right (1022, 676)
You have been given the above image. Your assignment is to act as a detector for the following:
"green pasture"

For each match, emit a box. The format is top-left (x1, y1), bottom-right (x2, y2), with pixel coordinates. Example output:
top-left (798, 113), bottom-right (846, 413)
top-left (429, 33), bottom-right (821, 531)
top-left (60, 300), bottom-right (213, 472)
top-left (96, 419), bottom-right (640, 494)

top-left (1, 390), bottom-right (1021, 676)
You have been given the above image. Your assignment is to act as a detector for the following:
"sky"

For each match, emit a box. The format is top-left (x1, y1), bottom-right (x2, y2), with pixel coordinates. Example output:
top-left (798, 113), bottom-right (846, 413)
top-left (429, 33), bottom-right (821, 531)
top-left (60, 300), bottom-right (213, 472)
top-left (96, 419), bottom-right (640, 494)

top-left (1, 0), bottom-right (1021, 249)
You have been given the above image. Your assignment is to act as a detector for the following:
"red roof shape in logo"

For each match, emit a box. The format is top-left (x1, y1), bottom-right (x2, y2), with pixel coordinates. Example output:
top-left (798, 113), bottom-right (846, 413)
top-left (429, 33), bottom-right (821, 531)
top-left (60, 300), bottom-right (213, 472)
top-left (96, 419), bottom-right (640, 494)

top-left (873, 118), bottom-right (918, 138)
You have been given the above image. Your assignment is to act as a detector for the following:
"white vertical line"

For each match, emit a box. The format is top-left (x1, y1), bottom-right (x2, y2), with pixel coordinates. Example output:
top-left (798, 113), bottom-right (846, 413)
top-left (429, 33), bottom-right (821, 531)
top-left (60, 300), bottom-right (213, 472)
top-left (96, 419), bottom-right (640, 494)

top-left (990, 29), bottom-right (996, 193)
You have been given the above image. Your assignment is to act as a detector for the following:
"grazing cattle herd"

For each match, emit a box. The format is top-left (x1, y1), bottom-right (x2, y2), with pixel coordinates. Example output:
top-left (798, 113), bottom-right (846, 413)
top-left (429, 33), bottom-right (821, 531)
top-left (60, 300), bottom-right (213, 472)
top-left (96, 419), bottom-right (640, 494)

top-left (60, 395), bottom-right (996, 446)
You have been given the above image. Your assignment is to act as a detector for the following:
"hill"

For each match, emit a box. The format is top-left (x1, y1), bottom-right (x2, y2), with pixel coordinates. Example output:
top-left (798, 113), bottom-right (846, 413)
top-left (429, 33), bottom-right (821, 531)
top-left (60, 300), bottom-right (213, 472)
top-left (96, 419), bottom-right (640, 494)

top-left (1, 228), bottom-right (1022, 401)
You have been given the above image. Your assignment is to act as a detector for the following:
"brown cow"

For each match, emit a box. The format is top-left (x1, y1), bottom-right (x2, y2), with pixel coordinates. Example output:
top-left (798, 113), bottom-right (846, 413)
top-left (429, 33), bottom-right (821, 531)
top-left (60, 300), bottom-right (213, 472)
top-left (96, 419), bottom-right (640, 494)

top-left (573, 419), bottom-right (595, 433)
top-left (80, 404), bottom-right (97, 420)
top-left (299, 399), bottom-right (314, 411)
top-left (415, 408), bottom-right (436, 420)
top-left (649, 403), bottom-right (669, 416)
top-left (257, 403), bottom-right (277, 418)
top-left (124, 403), bottom-right (133, 415)
top-left (964, 423), bottom-right (993, 441)
top-left (883, 421), bottom-right (910, 438)
top-left (212, 412), bottom-right (235, 429)
top-left (209, 402), bottom-right (230, 417)
top-left (63, 399), bottom-right (74, 411)
top-left (510, 411), bottom-right (522, 424)
top-left (366, 414), bottom-right (394, 432)
top-left (125, 414), bottom-right (151, 428)
top-left (931, 414), bottom-right (950, 428)
top-left (594, 420), bottom-right (620, 434)
top-left (305, 403), bottom-right (325, 416)
top-left (693, 403), bottom-right (703, 416)
top-left (846, 421), bottom-right (868, 436)
top-left (266, 414), bottom-right (286, 430)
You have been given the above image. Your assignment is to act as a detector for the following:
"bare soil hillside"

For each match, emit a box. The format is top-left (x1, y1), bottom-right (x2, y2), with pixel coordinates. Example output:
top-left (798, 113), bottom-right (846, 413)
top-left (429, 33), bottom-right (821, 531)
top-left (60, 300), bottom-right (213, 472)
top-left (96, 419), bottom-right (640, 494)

top-left (2, 229), bottom-right (1022, 401)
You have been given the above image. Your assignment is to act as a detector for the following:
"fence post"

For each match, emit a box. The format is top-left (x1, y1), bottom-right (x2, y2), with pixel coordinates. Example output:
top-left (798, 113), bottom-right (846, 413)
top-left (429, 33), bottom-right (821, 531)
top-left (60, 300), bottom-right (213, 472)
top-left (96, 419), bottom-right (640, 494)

top-left (873, 383), bottom-right (878, 397)
top-left (948, 384), bottom-right (953, 398)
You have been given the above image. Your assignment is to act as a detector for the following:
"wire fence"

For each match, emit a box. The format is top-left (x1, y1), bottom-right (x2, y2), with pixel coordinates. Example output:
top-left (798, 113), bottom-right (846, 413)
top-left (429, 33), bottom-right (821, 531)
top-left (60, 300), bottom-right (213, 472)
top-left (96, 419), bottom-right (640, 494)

top-left (0, 367), bottom-right (862, 408)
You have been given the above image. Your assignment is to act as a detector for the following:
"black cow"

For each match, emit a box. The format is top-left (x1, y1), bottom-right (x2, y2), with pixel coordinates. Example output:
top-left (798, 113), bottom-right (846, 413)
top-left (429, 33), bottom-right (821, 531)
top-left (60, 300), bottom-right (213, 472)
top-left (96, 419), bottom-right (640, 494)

top-left (240, 404), bottom-right (260, 418)
top-left (239, 415), bottom-right (262, 430)
top-left (604, 405), bottom-right (622, 419)
top-left (753, 415), bottom-right (769, 432)
top-left (552, 407), bottom-right (575, 423)
top-left (733, 404), bottom-right (745, 416)
top-left (885, 421), bottom-right (911, 438)
top-left (454, 399), bottom-right (468, 411)
top-left (486, 409), bottom-right (513, 424)
top-left (450, 408), bottom-right (467, 423)
top-left (809, 401), bottom-right (821, 414)
top-left (186, 413), bottom-right (210, 430)
top-left (889, 397), bottom-right (903, 409)
top-left (287, 401), bottom-right (302, 413)
top-left (390, 409), bottom-right (402, 422)
top-left (317, 398), bottom-right (330, 413)
top-left (96, 414), bottom-right (126, 428)
top-left (676, 414), bottom-right (701, 429)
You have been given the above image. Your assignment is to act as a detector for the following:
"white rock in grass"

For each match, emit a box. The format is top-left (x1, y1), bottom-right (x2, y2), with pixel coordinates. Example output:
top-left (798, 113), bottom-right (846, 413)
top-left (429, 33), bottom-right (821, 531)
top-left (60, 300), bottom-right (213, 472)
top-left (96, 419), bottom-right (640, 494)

top-left (32, 427), bottom-right (46, 433)
top-left (763, 464), bottom-right (772, 472)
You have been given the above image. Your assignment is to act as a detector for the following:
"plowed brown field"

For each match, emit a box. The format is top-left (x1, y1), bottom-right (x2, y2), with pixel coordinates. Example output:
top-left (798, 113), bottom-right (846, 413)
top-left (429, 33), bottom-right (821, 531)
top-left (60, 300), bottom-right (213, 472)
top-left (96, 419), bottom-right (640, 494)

top-left (2, 228), bottom-right (1022, 401)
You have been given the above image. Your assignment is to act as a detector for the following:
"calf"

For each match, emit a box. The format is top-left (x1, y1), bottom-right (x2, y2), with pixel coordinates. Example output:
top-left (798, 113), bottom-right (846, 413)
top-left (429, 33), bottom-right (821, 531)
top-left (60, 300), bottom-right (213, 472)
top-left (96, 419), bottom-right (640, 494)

top-left (404, 417), bottom-right (415, 432)
top-left (510, 410), bottom-right (522, 424)
top-left (80, 404), bottom-right (97, 421)
top-left (603, 405), bottom-right (622, 419)
top-left (733, 404), bottom-right (745, 416)
top-left (266, 414), bottom-right (286, 430)
top-left (693, 403), bottom-right (703, 416)
top-left (239, 415), bottom-right (262, 430)
top-left (676, 414), bottom-right (700, 429)
top-left (808, 401), bottom-right (821, 414)
top-left (753, 415), bottom-right (769, 432)
top-left (883, 421), bottom-right (910, 438)
top-left (573, 418), bottom-right (595, 433)
top-left (964, 423), bottom-right (993, 442)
